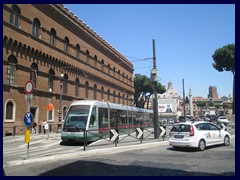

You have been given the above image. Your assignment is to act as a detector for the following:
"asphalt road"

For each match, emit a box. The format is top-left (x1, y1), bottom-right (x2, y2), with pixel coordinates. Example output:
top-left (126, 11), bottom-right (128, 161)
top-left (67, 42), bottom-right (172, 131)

top-left (4, 134), bottom-right (235, 176)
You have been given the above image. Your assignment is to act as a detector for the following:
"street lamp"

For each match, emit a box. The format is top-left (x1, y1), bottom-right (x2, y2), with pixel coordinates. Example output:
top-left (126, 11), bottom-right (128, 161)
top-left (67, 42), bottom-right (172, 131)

top-left (57, 73), bottom-right (64, 133)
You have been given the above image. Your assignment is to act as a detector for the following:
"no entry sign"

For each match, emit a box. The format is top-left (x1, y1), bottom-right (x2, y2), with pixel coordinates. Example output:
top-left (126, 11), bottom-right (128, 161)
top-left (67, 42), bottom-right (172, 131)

top-left (24, 80), bottom-right (34, 94)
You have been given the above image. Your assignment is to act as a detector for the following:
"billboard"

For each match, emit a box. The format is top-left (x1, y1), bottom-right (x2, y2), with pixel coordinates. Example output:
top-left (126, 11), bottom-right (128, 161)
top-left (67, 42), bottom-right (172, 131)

top-left (158, 104), bottom-right (173, 113)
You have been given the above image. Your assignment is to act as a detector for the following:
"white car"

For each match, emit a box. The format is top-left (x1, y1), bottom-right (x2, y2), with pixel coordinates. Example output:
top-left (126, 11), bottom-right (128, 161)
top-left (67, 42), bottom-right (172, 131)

top-left (169, 121), bottom-right (231, 151)
top-left (217, 116), bottom-right (229, 124)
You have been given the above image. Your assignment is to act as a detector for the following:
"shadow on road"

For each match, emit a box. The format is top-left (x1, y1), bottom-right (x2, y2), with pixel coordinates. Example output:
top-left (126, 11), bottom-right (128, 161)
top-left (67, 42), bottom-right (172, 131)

top-left (39, 160), bottom-right (235, 176)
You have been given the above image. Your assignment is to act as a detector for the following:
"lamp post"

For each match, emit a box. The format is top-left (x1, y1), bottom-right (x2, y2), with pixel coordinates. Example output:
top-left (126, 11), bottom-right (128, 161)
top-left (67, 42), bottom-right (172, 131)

top-left (58, 73), bottom-right (64, 133)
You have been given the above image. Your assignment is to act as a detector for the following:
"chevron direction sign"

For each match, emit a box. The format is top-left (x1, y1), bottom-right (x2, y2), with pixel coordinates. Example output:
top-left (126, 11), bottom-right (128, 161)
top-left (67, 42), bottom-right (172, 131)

top-left (220, 123), bottom-right (227, 131)
top-left (159, 126), bottom-right (166, 137)
top-left (110, 129), bottom-right (119, 141)
top-left (136, 128), bottom-right (143, 139)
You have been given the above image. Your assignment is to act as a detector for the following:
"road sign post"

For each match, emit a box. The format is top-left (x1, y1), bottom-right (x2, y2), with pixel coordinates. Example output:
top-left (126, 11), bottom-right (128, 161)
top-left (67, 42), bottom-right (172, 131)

top-left (24, 80), bottom-right (34, 159)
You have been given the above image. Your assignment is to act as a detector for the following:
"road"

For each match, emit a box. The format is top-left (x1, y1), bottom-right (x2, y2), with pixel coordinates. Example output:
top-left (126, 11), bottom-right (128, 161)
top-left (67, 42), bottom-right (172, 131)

top-left (3, 130), bottom-right (235, 176)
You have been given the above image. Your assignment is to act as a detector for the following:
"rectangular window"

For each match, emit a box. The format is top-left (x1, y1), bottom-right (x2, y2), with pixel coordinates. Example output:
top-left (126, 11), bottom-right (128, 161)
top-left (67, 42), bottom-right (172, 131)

top-left (99, 108), bottom-right (108, 128)
top-left (7, 64), bottom-right (16, 85)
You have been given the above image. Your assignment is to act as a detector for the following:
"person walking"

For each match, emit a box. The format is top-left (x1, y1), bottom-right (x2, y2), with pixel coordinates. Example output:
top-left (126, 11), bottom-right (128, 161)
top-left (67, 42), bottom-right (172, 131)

top-left (42, 120), bottom-right (47, 134)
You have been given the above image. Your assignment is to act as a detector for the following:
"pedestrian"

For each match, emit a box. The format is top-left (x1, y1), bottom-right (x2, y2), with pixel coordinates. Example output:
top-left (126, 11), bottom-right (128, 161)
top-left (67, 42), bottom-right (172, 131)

top-left (32, 121), bottom-right (37, 134)
top-left (42, 120), bottom-right (47, 134)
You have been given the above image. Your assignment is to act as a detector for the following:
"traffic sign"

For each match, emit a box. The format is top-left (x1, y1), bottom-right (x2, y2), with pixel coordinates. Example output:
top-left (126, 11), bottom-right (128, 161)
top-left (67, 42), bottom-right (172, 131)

top-left (136, 128), bottom-right (143, 139)
top-left (110, 129), bottom-right (119, 141)
top-left (24, 112), bottom-right (33, 126)
top-left (24, 80), bottom-right (34, 94)
top-left (46, 103), bottom-right (54, 111)
top-left (159, 126), bottom-right (166, 137)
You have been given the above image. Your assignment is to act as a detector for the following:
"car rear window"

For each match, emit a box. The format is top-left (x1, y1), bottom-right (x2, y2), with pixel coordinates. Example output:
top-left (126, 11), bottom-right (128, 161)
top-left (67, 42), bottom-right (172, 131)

top-left (171, 124), bottom-right (190, 132)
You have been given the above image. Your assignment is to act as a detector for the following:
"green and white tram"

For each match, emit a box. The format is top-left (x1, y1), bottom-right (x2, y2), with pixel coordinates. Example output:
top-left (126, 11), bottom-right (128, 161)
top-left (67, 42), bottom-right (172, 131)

top-left (61, 100), bottom-right (153, 143)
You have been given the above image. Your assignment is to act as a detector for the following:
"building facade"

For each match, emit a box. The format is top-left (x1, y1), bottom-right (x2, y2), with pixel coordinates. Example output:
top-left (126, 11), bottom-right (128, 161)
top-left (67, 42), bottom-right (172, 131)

top-left (3, 4), bottom-right (134, 134)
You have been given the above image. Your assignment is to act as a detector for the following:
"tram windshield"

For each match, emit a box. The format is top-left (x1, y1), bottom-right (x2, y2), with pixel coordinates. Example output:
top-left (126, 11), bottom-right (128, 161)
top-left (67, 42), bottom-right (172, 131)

top-left (64, 105), bottom-right (90, 128)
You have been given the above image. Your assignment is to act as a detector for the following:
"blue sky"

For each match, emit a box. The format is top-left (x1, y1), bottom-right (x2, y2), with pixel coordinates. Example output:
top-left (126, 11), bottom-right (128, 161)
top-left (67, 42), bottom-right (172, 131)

top-left (64, 4), bottom-right (235, 98)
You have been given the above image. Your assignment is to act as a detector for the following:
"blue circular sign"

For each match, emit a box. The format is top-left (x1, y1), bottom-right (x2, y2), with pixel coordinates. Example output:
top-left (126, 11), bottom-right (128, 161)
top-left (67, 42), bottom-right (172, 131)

top-left (24, 112), bottom-right (33, 126)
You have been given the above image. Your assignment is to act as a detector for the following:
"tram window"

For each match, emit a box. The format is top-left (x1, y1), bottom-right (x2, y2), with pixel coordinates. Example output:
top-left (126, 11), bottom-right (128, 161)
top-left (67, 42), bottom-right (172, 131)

top-left (89, 106), bottom-right (97, 128)
top-left (99, 107), bottom-right (108, 128)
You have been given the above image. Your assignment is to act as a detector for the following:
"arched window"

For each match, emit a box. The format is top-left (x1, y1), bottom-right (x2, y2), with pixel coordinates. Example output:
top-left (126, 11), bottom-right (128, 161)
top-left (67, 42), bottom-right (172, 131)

top-left (122, 94), bottom-right (125, 104)
top-left (62, 74), bottom-right (68, 95)
top-left (118, 92), bottom-right (121, 104)
top-left (50, 28), bottom-right (56, 45)
top-left (113, 67), bottom-right (116, 77)
top-left (48, 69), bottom-right (55, 92)
top-left (85, 81), bottom-right (89, 99)
top-left (76, 44), bottom-right (80, 58)
top-left (101, 59), bottom-right (104, 71)
top-left (108, 64), bottom-right (110, 74)
top-left (5, 100), bottom-right (16, 122)
top-left (113, 91), bottom-right (116, 103)
top-left (30, 63), bottom-right (38, 89)
top-left (32, 18), bottom-right (41, 37)
top-left (86, 50), bottom-right (89, 63)
top-left (7, 55), bottom-right (18, 85)
top-left (6, 101), bottom-right (13, 119)
top-left (75, 78), bottom-right (79, 97)
top-left (94, 55), bottom-right (97, 67)
top-left (118, 70), bottom-right (120, 79)
top-left (108, 89), bottom-right (110, 101)
top-left (101, 87), bottom-right (104, 101)
top-left (64, 37), bottom-right (69, 52)
top-left (94, 84), bottom-right (97, 100)
top-left (10, 5), bottom-right (20, 27)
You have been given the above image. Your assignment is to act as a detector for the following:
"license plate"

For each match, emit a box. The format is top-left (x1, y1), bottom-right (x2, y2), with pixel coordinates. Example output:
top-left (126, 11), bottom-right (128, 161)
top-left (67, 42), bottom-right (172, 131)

top-left (175, 135), bottom-right (184, 138)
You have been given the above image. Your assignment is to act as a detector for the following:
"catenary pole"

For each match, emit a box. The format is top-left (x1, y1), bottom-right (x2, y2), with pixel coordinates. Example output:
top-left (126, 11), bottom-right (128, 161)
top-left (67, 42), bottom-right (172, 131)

top-left (152, 39), bottom-right (159, 139)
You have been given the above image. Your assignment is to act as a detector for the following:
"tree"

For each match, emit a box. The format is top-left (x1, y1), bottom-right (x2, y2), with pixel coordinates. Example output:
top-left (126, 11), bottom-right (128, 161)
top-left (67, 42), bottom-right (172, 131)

top-left (134, 74), bottom-right (166, 108)
top-left (212, 44), bottom-right (235, 114)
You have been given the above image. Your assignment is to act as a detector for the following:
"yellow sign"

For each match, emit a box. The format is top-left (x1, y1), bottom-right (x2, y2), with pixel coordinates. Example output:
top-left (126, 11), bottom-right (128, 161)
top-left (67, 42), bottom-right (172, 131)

top-left (25, 130), bottom-right (30, 143)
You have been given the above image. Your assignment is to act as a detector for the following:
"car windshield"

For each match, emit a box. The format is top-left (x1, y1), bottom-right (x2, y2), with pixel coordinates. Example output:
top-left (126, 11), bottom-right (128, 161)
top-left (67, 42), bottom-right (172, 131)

top-left (171, 124), bottom-right (190, 132)
top-left (64, 105), bottom-right (90, 128)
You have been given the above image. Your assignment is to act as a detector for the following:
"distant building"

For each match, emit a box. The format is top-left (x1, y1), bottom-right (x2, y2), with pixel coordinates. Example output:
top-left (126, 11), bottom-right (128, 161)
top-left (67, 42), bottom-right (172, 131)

top-left (208, 85), bottom-right (219, 99)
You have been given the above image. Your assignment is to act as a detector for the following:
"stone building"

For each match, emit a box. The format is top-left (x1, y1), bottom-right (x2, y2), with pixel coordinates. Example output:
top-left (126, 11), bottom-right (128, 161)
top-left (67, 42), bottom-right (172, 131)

top-left (208, 85), bottom-right (219, 99)
top-left (3, 4), bottom-right (134, 134)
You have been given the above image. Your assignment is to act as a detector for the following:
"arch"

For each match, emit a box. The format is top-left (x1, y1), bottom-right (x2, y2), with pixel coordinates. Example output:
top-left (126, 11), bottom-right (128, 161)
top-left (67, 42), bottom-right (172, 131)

top-left (10, 5), bottom-right (21, 27)
top-left (75, 77), bottom-right (80, 97)
top-left (30, 63), bottom-right (38, 88)
top-left (50, 28), bottom-right (56, 45)
top-left (76, 44), bottom-right (80, 58)
top-left (64, 37), bottom-right (69, 52)
top-left (4, 99), bottom-right (16, 122)
top-left (86, 50), bottom-right (89, 63)
top-left (48, 68), bottom-right (55, 92)
top-left (101, 86), bottom-right (104, 101)
top-left (32, 18), bottom-right (41, 37)
top-left (85, 81), bottom-right (89, 99)
top-left (94, 84), bottom-right (97, 100)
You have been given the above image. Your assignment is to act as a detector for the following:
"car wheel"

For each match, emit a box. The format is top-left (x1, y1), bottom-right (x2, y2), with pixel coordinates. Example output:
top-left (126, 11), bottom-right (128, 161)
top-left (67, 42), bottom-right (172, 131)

top-left (198, 139), bottom-right (206, 151)
top-left (224, 135), bottom-right (230, 146)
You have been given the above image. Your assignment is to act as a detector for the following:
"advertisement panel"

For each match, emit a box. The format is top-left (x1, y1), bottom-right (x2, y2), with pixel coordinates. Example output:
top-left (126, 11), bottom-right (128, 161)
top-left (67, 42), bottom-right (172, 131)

top-left (158, 104), bottom-right (173, 113)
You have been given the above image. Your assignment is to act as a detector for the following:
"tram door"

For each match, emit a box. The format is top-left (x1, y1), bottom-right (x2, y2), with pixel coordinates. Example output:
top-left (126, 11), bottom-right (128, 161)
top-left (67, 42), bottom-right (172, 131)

top-left (89, 106), bottom-right (97, 129)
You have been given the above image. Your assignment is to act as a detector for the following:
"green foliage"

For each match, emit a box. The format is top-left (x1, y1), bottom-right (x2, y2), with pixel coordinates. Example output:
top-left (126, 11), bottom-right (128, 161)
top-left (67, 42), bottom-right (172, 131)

top-left (196, 101), bottom-right (206, 108)
top-left (212, 44), bottom-right (235, 75)
top-left (134, 74), bottom-right (166, 108)
top-left (212, 43), bottom-right (235, 114)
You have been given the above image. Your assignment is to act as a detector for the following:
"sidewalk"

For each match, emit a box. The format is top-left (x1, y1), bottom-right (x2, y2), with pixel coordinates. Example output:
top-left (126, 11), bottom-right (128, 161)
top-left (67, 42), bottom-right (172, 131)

top-left (3, 132), bottom-right (61, 143)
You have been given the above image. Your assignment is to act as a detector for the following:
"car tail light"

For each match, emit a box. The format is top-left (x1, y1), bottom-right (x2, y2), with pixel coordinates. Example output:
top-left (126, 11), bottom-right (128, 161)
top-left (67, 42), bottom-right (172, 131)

top-left (190, 125), bottom-right (194, 136)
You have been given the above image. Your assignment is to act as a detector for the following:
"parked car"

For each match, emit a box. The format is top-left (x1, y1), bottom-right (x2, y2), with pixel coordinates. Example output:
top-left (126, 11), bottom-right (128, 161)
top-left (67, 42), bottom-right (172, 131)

top-left (169, 121), bottom-right (231, 151)
top-left (217, 116), bottom-right (229, 124)
top-left (168, 118), bottom-right (175, 124)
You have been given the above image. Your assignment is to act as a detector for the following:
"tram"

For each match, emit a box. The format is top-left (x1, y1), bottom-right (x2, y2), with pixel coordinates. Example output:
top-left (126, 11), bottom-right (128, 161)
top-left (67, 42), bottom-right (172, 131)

top-left (61, 100), bottom-right (153, 143)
